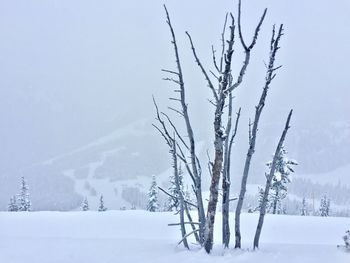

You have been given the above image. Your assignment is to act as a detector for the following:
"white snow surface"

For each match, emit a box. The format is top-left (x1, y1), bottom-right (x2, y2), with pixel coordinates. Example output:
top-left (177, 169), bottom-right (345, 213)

top-left (0, 211), bottom-right (349, 263)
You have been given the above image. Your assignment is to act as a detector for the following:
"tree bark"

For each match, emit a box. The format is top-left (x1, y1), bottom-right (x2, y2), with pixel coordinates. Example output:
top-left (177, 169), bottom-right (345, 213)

top-left (253, 109), bottom-right (293, 249)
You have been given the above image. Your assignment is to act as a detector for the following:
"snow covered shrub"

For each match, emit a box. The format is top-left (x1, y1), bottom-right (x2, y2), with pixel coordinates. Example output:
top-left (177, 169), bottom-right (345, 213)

top-left (343, 230), bottom-right (350, 249)
top-left (8, 195), bottom-right (18, 212)
top-left (265, 146), bottom-right (297, 214)
top-left (98, 195), bottom-right (107, 212)
top-left (319, 195), bottom-right (331, 217)
top-left (81, 197), bottom-right (89, 211)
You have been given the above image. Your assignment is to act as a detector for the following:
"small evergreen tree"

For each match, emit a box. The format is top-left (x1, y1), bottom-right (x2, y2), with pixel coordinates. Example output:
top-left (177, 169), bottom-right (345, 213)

top-left (165, 165), bottom-right (184, 212)
top-left (98, 195), bottom-right (107, 212)
top-left (343, 230), bottom-right (350, 249)
top-left (17, 177), bottom-right (31, 212)
top-left (8, 195), bottom-right (18, 212)
top-left (266, 146), bottom-right (297, 214)
top-left (81, 197), bottom-right (89, 211)
top-left (301, 196), bottom-right (308, 216)
top-left (147, 175), bottom-right (159, 212)
top-left (319, 195), bottom-right (330, 217)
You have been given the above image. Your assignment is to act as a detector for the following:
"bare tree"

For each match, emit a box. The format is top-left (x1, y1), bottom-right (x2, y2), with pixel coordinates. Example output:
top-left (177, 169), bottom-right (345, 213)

top-left (162, 5), bottom-right (206, 244)
top-left (253, 109), bottom-right (293, 249)
top-left (185, 0), bottom-right (267, 252)
top-left (158, 0), bottom-right (285, 253)
top-left (234, 23), bottom-right (284, 249)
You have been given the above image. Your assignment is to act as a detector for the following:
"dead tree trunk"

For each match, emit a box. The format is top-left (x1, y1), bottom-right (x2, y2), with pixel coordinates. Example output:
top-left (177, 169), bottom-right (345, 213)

top-left (235, 23), bottom-right (283, 249)
top-left (253, 109), bottom-right (293, 249)
top-left (222, 96), bottom-right (241, 248)
top-left (171, 135), bottom-right (189, 249)
top-left (163, 6), bottom-right (206, 244)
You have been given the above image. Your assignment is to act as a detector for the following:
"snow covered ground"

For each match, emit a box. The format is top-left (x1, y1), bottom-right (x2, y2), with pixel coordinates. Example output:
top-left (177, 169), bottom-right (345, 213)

top-left (0, 211), bottom-right (349, 263)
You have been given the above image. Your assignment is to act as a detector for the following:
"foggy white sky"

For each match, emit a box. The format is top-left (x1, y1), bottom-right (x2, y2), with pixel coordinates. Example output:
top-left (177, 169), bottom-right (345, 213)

top-left (0, 0), bottom-right (349, 173)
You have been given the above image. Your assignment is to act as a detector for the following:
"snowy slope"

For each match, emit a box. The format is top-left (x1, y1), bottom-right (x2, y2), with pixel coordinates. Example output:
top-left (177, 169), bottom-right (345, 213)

top-left (296, 163), bottom-right (350, 187)
top-left (1, 115), bottom-right (349, 211)
top-left (0, 211), bottom-right (349, 263)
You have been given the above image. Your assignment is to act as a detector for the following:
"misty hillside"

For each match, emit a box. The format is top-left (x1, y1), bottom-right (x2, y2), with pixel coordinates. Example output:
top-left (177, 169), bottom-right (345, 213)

top-left (0, 116), bottom-right (349, 211)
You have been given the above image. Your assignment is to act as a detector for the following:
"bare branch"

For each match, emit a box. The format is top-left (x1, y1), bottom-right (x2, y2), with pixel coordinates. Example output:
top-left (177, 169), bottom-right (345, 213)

top-left (158, 186), bottom-right (198, 209)
top-left (152, 124), bottom-right (171, 147)
top-left (229, 107), bottom-right (241, 150)
top-left (175, 143), bottom-right (196, 184)
top-left (152, 96), bottom-right (172, 146)
top-left (186, 32), bottom-right (218, 102)
top-left (162, 69), bottom-right (180, 75)
top-left (161, 112), bottom-right (190, 151)
top-left (211, 46), bottom-right (221, 73)
top-left (220, 13), bottom-right (229, 72)
top-left (228, 0), bottom-right (267, 94)
top-left (248, 118), bottom-right (253, 143)
top-left (209, 69), bottom-right (220, 81)
top-left (207, 99), bottom-right (217, 107)
top-left (169, 97), bottom-right (182, 102)
top-left (238, 0), bottom-right (267, 51)
top-left (178, 229), bottom-right (200, 245)
top-left (168, 222), bottom-right (200, 226)
top-left (163, 77), bottom-right (181, 85)
top-left (168, 106), bottom-right (184, 117)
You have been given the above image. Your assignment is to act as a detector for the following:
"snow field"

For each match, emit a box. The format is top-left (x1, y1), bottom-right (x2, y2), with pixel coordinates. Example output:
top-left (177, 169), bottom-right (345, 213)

top-left (0, 211), bottom-right (349, 263)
